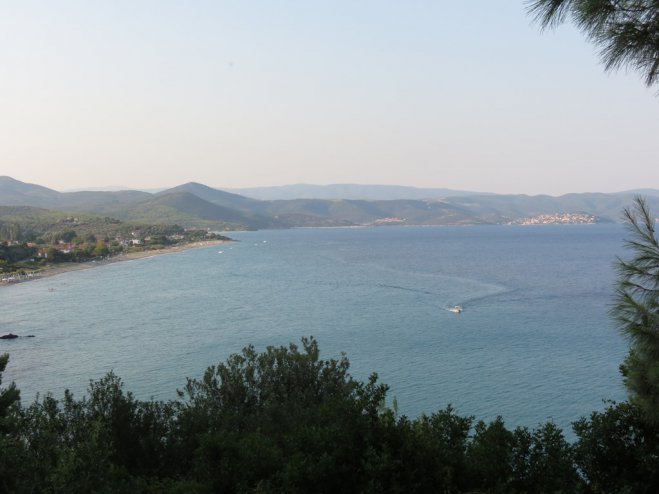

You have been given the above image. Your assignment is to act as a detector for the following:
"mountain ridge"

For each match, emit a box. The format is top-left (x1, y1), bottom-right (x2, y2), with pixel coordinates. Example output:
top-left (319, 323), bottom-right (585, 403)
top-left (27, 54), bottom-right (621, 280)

top-left (225, 183), bottom-right (492, 201)
top-left (2, 176), bottom-right (658, 230)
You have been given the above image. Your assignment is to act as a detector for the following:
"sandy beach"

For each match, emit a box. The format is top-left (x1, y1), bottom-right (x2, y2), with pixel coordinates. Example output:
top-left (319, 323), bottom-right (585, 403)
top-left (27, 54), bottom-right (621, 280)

top-left (0, 239), bottom-right (230, 287)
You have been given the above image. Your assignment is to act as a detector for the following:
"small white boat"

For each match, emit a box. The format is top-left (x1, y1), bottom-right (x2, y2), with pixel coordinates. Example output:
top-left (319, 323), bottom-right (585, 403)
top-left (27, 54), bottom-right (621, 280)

top-left (448, 305), bottom-right (463, 313)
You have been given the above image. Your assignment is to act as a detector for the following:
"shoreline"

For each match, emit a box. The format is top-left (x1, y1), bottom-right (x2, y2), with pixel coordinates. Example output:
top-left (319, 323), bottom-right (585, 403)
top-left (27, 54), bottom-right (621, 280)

top-left (0, 239), bottom-right (230, 287)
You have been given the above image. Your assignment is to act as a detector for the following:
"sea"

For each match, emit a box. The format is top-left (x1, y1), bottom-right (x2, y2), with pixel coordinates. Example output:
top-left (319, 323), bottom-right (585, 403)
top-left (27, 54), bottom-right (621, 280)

top-left (1, 224), bottom-right (629, 435)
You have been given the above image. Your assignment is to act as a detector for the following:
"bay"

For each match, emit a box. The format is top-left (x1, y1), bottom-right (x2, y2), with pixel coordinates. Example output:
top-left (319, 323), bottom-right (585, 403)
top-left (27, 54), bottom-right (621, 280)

top-left (1, 224), bottom-right (628, 433)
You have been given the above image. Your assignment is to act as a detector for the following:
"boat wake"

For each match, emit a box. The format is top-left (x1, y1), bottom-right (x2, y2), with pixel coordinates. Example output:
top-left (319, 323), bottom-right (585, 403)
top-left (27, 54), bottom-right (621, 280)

top-left (377, 283), bottom-right (436, 296)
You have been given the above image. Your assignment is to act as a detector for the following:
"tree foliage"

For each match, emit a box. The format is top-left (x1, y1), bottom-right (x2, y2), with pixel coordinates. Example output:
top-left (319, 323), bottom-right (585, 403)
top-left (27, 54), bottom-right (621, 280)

top-left (177, 337), bottom-right (389, 493)
top-left (528, 0), bottom-right (659, 87)
top-left (1, 339), bottom-right (657, 492)
top-left (613, 196), bottom-right (659, 423)
top-left (573, 401), bottom-right (659, 493)
top-left (0, 354), bottom-right (20, 424)
top-left (0, 354), bottom-right (21, 494)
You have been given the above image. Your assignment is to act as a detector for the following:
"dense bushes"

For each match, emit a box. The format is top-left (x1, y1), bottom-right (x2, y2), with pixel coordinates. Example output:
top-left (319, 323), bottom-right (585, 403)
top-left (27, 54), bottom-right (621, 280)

top-left (1, 340), bottom-right (658, 493)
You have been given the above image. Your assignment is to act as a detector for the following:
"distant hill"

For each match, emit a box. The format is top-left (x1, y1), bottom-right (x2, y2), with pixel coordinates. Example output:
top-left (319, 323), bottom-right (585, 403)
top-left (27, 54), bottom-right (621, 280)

top-left (0, 176), bottom-right (61, 207)
top-left (160, 182), bottom-right (265, 213)
top-left (442, 193), bottom-right (659, 223)
top-left (0, 176), bottom-right (151, 213)
top-left (258, 198), bottom-right (482, 226)
top-left (226, 183), bottom-right (488, 201)
top-left (0, 178), bottom-right (260, 230)
top-left (0, 205), bottom-right (136, 241)
top-left (3, 176), bottom-right (659, 229)
top-left (109, 191), bottom-right (277, 230)
top-left (615, 189), bottom-right (659, 198)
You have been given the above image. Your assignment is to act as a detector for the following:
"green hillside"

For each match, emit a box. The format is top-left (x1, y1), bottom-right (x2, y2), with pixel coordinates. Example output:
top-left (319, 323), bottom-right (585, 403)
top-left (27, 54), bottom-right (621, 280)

top-left (0, 205), bottom-right (230, 276)
top-left (261, 198), bottom-right (484, 226)
top-left (0, 205), bottom-right (230, 244)
top-left (0, 206), bottom-right (127, 242)
top-left (105, 192), bottom-right (274, 230)
top-left (3, 176), bottom-right (657, 229)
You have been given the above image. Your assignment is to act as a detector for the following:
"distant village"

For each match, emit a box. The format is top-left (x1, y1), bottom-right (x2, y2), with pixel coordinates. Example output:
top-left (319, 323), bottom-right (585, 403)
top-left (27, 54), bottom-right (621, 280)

top-left (508, 213), bottom-right (599, 225)
top-left (31, 231), bottom-right (189, 259)
top-left (369, 213), bottom-right (601, 226)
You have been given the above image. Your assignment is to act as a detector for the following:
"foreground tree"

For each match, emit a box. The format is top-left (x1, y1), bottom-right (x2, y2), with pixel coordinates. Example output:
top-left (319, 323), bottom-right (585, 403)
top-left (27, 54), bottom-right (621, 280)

top-left (0, 340), bottom-right (614, 492)
top-left (179, 337), bottom-right (390, 493)
top-left (528, 0), bottom-right (659, 87)
top-left (0, 354), bottom-right (22, 494)
top-left (613, 197), bottom-right (659, 423)
top-left (0, 354), bottom-right (19, 423)
top-left (573, 401), bottom-right (659, 492)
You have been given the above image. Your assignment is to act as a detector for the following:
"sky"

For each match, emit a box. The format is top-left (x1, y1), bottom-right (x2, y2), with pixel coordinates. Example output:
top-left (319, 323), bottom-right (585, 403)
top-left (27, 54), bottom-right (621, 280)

top-left (0, 1), bottom-right (657, 196)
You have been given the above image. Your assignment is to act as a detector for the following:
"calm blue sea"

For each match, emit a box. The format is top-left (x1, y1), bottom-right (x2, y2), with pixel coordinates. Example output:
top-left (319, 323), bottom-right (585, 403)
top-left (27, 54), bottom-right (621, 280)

top-left (1, 225), bottom-right (628, 434)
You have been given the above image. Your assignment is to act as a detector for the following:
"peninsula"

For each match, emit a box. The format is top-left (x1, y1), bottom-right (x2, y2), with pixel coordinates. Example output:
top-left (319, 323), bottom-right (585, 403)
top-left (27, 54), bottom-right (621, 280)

top-left (0, 206), bottom-right (232, 285)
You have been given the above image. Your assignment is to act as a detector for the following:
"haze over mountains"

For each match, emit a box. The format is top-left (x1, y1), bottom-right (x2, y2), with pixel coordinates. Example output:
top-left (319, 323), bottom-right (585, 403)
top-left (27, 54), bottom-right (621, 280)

top-left (1, 176), bottom-right (658, 231)
top-left (225, 184), bottom-right (491, 201)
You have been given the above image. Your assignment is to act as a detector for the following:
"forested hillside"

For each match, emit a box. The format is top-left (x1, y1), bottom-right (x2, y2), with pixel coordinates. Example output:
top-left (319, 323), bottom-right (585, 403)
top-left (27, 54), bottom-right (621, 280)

top-left (4, 176), bottom-right (658, 230)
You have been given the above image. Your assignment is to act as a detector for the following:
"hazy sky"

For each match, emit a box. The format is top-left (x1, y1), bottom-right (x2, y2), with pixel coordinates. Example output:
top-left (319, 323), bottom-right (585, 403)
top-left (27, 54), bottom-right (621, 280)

top-left (0, 1), bottom-right (657, 195)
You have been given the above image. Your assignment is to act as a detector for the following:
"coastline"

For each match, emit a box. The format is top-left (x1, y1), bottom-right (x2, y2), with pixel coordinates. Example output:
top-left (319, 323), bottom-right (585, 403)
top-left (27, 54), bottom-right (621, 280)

top-left (0, 239), bottom-right (230, 287)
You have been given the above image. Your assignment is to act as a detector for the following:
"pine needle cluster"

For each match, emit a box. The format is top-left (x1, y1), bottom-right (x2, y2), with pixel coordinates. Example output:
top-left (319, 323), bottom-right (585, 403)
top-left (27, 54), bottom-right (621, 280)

top-left (528, 0), bottom-right (659, 87)
top-left (613, 197), bottom-right (659, 423)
